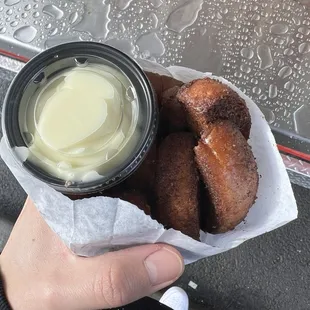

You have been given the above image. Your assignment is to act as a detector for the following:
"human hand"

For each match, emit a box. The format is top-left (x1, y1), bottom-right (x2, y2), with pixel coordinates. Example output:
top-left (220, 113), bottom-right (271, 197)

top-left (0, 199), bottom-right (184, 310)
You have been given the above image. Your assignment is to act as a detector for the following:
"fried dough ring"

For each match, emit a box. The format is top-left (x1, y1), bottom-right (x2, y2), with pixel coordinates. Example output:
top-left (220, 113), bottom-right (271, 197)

top-left (177, 78), bottom-right (251, 139)
top-left (194, 120), bottom-right (259, 233)
top-left (160, 86), bottom-right (188, 135)
top-left (155, 132), bottom-right (200, 240)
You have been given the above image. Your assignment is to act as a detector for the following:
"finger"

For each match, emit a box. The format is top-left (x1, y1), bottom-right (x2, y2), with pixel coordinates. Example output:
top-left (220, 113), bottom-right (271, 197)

top-left (59, 244), bottom-right (184, 309)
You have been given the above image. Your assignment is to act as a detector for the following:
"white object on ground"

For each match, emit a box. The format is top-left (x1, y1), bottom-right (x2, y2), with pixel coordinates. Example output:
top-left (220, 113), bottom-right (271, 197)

top-left (188, 281), bottom-right (198, 290)
top-left (160, 287), bottom-right (189, 310)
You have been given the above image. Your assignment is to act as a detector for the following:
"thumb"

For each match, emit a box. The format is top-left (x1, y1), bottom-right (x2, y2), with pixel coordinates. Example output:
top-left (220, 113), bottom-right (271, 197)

top-left (70, 244), bottom-right (184, 309)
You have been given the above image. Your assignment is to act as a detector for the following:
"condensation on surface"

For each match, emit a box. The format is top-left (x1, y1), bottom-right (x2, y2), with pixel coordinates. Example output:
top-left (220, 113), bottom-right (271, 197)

top-left (2, 0), bottom-right (310, 137)
top-left (42, 4), bottom-right (64, 20)
top-left (165, 0), bottom-right (203, 33)
top-left (13, 25), bottom-right (37, 43)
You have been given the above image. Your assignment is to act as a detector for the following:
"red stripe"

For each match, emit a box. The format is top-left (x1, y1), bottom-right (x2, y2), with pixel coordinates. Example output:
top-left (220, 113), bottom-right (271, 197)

top-left (277, 144), bottom-right (310, 162)
top-left (0, 48), bottom-right (29, 63)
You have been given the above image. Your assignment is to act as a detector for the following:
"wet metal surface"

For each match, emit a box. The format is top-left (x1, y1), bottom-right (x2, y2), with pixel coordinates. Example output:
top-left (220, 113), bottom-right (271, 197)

top-left (0, 0), bottom-right (310, 138)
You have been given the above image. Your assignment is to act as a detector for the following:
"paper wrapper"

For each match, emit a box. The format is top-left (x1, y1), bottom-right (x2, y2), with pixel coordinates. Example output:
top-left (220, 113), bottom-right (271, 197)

top-left (0, 64), bottom-right (298, 265)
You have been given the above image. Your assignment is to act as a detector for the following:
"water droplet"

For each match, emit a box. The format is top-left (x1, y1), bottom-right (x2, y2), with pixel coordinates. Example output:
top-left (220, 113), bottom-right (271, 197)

top-left (257, 44), bottom-right (273, 70)
top-left (216, 12), bottom-right (222, 19)
top-left (294, 105), bottom-right (310, 136)
top-left (141, 51), bottom-right (151, 59)
top-left (260, 107), bottom-right (275, 124)
top-left (166, 0), bottom-right (203, 33)
top-left (49, 27), bottom-right (58, 36)
top-left (294, 63), bottom-right (301, 70)
top-left (6, 8), bottom-right (13, 15)
top-left (287, 37), bottom-right (294, 46)
top-left (240, 47), bottom-right (254, 59)
top-left (33, 11), bottom-right (39, 18)
top-left (296, 33), bottom-right (304, 39)
top-left (200, 27), bottom-right (207, 36)
top-left (254, 25), bottom-right (262, 37)
top-left (24, 4), bottom-right (31, 11)
top-left (0, 27), bottom-right (6, 34)
top-left (13, 25), bottom-right (37, 43)
top-left (251, 78), bottom-right (258, 84)
top-left (45, 23), bottom-right (52, 29)
top-left (221, 7), bottom-right (228, 14)
top-left (303, 19), bottom-right (310, 26)
top-left (148, 12), bottom-right (159, 29)
top-left (259, 94), bottom-right (267, 101)
top-left (284, 48), bottom-right (294, 56)
top-left (293, 16), bottom-right (300, 25)
top-left (251, 13), bottom-right (260, 21)
top-left (284, 81), bottom-right (295, 92)
top-left (149, 0), bottom-right (163, 8)
top-left (269, 84), bottom-right (278, 98)
top-left (43, 4), bottom-right (63, 19)
top-left (119, 23), bottom-right (126, 33)
top-left (298, 26), bottom-right (310, 35)
top-left (240, 64), bottom-right (251, 73)
top-left (270, 23), bottom-right (288, 35)
top-left (252, 86), bottom-right (261, 95)
top-left (299, 42), bottom-right (310, 54)
top-left (116, 0), bottom-right (133, 10)
top-left (274, 37), bottom-right (285, 45)
top-left (278, 64), bottom-right (292, 78)
top-left (68, 11), bottom-right (78, 24)
top-left (10, 20), bottom-right (18, 27)
top-left (20, 12), bottom-right (27, 18)
top-left (4, 0), bottom-right (20, 5)
top-left (74, 1), bottom-right (111, 39)
top-left (136, 32), bottom-right (165, 57)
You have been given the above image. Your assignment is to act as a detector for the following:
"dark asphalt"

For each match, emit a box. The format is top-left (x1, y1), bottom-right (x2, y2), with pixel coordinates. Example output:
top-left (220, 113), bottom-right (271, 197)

top-left (0, 68), bottom-right (309, 310)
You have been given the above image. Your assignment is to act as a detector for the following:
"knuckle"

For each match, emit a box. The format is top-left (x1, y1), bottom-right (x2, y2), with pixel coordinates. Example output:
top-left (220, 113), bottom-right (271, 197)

top-left (94, 261), bottom-right (131, 307)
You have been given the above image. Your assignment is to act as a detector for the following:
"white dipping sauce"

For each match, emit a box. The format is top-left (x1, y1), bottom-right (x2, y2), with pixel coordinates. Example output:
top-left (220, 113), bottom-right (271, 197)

top-left (21, 63), bottom-right (140, 182)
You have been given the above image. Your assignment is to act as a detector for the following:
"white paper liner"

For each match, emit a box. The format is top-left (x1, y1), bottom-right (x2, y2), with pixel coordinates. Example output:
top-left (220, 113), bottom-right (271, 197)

top-left (0, 65), bottom-right (298, 264)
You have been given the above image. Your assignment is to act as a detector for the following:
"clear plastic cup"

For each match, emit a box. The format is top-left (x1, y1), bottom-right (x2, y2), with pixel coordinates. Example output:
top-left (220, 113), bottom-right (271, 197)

top-left (2, 42), bottom-right (158, 196)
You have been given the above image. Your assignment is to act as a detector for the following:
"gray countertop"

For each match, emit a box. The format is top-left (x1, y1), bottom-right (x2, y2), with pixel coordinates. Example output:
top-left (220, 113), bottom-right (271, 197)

top-left (0, 67), bottom-right (309, 309)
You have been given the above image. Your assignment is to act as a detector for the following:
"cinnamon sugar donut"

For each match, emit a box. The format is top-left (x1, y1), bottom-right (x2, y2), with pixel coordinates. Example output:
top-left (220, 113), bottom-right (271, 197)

top-left (194, 120), bottom-right (258, 233)
top-left (155, 132), bottom-right (200, 240)
top-left (177, 78), bottom-right (251, 139)
top-left (160, 86), bottom-right (188, 135)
